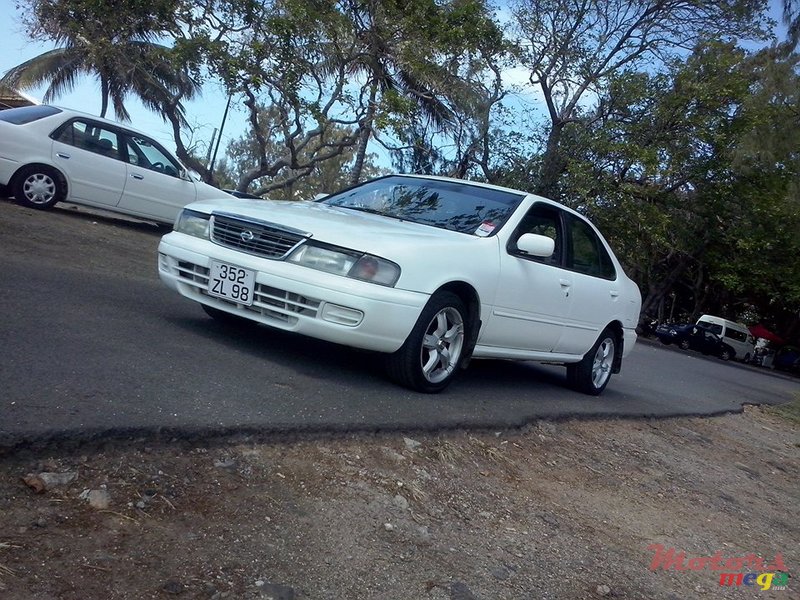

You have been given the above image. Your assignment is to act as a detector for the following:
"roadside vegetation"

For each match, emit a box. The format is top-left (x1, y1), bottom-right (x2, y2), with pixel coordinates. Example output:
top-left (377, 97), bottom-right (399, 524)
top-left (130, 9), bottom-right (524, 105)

top-left (2, 0), bottom-right (799, 335)
top-left (767, 394), bottom-right (800, 426)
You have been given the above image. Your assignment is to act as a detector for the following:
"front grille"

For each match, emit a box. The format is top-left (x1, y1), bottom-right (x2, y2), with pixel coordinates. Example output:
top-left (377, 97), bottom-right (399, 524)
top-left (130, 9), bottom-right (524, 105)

top-left (211, 212), bottom-right (308, 259)
top-left (174, 260), bottom-right (321, 326)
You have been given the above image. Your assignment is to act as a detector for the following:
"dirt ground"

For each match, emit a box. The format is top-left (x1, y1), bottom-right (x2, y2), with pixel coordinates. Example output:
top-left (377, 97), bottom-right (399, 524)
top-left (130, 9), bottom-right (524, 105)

top-left (0, 404), bottom-right (797, 600)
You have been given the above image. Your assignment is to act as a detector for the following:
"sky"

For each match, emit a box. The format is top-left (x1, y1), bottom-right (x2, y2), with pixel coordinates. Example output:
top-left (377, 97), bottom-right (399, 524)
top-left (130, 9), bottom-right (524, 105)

top-left (0, 0), bottom-right (250, 164)
top-left (0, 0), bottom-right (790, 171)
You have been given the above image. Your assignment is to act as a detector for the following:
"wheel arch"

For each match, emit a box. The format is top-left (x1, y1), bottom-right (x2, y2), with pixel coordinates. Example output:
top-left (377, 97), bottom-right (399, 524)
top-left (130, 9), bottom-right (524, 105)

top-left (606, 320), bottom-right (624, 373)
top-left (10, 162), bottom-right (69, 197)
top-left (432, 281), bottom-right (481, 363)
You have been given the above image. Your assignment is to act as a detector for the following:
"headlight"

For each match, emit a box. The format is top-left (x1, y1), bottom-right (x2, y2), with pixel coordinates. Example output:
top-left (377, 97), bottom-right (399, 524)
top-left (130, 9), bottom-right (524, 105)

top-left (288, 243), bottom-right (401, 286)
top-left (175, 209), bottom-right (210, 238)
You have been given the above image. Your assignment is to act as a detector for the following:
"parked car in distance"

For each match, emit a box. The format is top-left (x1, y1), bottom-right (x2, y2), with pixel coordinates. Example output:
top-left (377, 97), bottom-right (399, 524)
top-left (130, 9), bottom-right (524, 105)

top-left (655, 323), bottom-right (736, 360)
top-left (158, 174), bottom-right (642, 394)
top-left (0, 105), bottom-right (232, 224)
top-left (773, 345), bottom-right (800, 374)
top-left (695, 314), bottom-right (755, 363)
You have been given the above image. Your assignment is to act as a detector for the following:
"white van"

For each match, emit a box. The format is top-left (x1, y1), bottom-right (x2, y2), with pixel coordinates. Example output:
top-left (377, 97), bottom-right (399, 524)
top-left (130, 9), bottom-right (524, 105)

top-left (696, 315), bottom-right (755, 362)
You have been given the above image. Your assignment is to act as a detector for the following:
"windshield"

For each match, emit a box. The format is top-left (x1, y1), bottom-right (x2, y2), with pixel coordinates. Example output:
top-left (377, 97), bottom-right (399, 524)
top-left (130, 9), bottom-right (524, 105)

top-left (322, 176), bottom-right (525, 236)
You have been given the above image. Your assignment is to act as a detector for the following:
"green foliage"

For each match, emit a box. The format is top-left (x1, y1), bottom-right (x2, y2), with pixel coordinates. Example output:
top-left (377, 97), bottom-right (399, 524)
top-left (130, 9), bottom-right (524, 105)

top-left (549, 41), bottom-right (800, 327)
top-left (4, 0), bottom-right (198, 122)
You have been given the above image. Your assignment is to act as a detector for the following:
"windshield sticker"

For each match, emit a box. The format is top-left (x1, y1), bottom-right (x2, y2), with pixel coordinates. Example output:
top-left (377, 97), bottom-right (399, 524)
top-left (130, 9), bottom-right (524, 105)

top-left (475, 221), bottom-right (496, 237)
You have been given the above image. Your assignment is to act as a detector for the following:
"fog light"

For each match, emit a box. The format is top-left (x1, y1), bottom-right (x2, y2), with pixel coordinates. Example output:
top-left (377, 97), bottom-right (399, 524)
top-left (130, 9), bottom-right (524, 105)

top-left (321, 303), bottom-right (363, 327)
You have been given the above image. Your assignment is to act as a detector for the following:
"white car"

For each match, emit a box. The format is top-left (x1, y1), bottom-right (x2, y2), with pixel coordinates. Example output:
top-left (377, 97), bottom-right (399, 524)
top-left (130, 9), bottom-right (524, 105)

top-left (0, 105), bottom-right (227, 223)
top-left (158, 175), bottom-right (642, 394)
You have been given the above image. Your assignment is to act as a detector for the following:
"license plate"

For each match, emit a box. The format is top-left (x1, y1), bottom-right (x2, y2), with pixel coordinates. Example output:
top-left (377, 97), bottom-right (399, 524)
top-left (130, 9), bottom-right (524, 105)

top-left (207, 261), bottom-right (255, 306)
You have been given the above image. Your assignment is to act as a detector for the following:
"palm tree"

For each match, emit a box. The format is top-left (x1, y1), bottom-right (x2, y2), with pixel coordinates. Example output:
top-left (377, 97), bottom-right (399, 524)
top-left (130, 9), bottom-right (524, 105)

top-left (341, 0), bottom-right (459, 185)
top-left (1, 0), bottom-right (199, 125)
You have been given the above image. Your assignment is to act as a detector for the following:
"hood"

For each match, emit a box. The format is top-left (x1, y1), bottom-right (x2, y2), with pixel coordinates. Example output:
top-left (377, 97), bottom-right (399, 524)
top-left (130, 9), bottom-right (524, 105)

top-left (188, 197), bottom-right (488, 258)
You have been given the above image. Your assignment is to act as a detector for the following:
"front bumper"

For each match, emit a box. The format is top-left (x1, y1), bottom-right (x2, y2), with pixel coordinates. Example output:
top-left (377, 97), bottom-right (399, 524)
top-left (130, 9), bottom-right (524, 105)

top-left (158, 233), bottom-right (429, 353)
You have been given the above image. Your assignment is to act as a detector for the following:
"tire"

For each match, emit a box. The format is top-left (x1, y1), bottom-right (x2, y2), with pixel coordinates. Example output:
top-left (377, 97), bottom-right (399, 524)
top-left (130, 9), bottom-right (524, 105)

top-left (719, 346), bottom-right (733, 361)
top-left (12, 165), bottom-right (66, 209)
top-left (201, 303), bottom-right (251, 326)
top-left (566, 327), bottom-right (618, 396)
top-left (678, 339), bottom-right (691, 350)
top-left (386, 292), bottom-right (467, 393)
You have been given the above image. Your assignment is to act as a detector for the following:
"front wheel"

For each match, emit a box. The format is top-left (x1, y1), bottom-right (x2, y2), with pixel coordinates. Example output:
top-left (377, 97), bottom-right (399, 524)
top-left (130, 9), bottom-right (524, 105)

top-left (567, 328), bottom-right (617, 396)
top-left (678, 339), bottom-right (691, 350)
top-left (386, 292), bottom-right (467, 393)
top-left (13, 165), bottom-right (66, 209)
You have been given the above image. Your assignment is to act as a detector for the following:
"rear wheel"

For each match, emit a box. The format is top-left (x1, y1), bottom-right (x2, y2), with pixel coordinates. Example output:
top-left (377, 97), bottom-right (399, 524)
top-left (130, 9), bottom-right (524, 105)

top-left (567, 328), bottom-right (617, 396)
top-left (13, 165), bottom-right (66, 209)
top-left (386, 292), bottom-right (467, 393)
top-left (719, 346), bottom-right (734, 361)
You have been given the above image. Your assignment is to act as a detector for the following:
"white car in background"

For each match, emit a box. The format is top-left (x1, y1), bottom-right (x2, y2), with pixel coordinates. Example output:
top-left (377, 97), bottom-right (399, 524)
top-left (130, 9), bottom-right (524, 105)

top-left (158, 175), bottom-right (642, 394)
top-left (0, 105), bottom-right (227, 223)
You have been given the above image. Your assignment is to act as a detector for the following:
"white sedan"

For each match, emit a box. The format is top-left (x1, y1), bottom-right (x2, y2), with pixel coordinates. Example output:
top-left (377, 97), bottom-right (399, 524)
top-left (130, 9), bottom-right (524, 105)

top-left (0, 105), bottom-right (227, 223)
top-left (158, 175), bottom-right (642, 394)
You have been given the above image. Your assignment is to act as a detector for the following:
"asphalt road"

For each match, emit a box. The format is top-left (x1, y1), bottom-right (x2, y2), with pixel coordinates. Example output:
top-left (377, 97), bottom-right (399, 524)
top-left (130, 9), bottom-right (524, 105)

top-left (1, 200), bottom-right (797, 448)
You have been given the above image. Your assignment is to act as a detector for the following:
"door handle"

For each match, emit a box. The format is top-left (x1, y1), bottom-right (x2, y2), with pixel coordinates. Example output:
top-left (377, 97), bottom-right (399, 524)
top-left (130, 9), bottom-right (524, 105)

top-left (559, 279), bottom-right (571, 287)
top-left (130, 173), bottom-right (144, 180)
top-left (610, 290), bottom-right (620, 297)
top-left (56, 152), bottom-right (70, 159)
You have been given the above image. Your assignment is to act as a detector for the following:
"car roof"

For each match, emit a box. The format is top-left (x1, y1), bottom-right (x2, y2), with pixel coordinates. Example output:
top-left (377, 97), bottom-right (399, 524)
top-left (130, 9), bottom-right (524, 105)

top-left (47, 105), bottom-right (155, 139)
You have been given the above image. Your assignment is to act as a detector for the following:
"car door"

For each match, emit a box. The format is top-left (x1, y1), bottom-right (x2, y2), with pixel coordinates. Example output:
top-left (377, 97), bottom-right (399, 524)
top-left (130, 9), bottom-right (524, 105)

top-left (481, 202), bottom-right (571, 352)
top-left (50, 119), bottom-right (127, 206)
top-left (553, 214), bottom-right (619, 355)
top-left (117, 133), bottom-right (197, 222)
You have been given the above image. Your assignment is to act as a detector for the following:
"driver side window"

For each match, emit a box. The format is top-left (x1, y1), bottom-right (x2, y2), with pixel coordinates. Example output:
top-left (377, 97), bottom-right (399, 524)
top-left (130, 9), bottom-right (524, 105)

top-left (125, 135), bottom-right (180, 178)
top-left (508, 203), bottom-right (563, 266)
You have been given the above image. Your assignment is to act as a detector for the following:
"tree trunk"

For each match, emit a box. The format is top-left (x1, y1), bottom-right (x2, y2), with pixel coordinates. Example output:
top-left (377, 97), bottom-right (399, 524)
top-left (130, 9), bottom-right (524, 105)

top-left (641, 254), bottom-right (695, 318)
top-left (349, 83), bottom-right (378, 186)
top-left (100, 76), bottom-right (109, 118)
top-left (535, 120), bottom-right (567, 199)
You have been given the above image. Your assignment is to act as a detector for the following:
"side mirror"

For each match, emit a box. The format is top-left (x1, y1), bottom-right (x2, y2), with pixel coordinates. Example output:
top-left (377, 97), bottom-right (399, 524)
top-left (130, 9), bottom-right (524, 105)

top-left (516, 233), bottom-right (555, 257)
top-left (312, 193), bottom-right (328, 201)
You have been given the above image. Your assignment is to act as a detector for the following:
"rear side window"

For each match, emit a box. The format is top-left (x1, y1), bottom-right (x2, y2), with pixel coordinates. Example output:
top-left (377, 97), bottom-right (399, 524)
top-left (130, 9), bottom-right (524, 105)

top-left (567, 215), bottom-right (616, 279)
top-left (725, 329), bottom-right (748, 343)
top-left (53, 120), bottom-right (122, 160)
top-left (0, 105), bottom-right (62, 124)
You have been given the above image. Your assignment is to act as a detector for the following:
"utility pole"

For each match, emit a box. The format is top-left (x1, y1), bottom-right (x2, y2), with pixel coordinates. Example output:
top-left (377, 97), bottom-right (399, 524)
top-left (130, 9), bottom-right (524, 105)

top-left (209, 93), bottom-right (232, 174)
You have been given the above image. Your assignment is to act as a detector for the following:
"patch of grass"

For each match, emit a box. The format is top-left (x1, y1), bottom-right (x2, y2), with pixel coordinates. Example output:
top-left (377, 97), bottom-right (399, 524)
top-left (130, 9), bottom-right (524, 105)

top-left (765, 394), bottom-right (800, 426)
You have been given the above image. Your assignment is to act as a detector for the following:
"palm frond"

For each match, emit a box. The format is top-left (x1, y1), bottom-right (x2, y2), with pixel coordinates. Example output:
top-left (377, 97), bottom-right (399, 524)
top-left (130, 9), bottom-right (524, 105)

top-left (0, 48), bottom-right (81, 90)
top-left (395, 68), bottom-right (454, 129)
